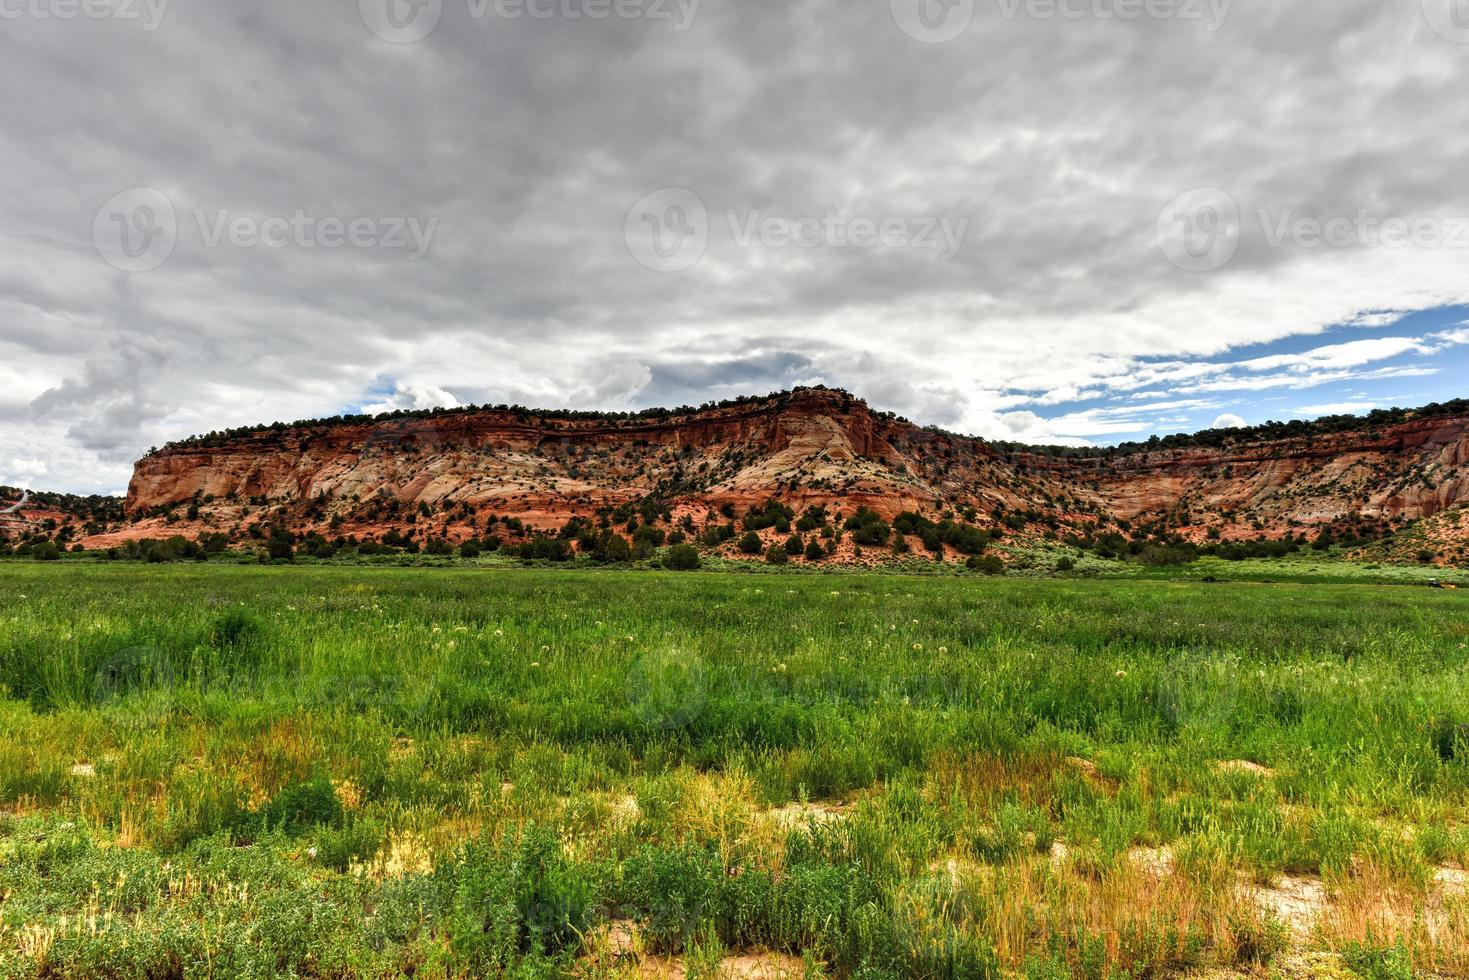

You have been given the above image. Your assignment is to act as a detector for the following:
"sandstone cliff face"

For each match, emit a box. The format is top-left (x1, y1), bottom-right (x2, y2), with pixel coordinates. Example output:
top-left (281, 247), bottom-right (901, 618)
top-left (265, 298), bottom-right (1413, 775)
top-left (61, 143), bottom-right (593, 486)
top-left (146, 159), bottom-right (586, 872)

top-left (1040, 416), bottom-right (1469, 534)
top-left (116, 388), bottom-right (1469, 551)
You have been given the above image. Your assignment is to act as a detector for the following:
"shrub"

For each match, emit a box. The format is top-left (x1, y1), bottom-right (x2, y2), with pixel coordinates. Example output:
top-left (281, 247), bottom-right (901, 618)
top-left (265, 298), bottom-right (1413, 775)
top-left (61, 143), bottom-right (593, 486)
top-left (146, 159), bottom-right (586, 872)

top-left (513, 536), bottom-right (573, 563)
top-left (742, 500), bottom-right (795, 533)
top-left (805, 539), bottom-right (824, 561)
top-left (211, 608), bottom-right (263, 648)
top-left (765, 545), bottom-right (789, 565)
top-left (846, 508), bottom-right (891, 547)
top-left (311, 819), bottom-right (383, 872)
top-left (967, 555), bottom-right (1005, 575)
top-left (252, 774), bottom-right (343, 835)
top-left (1341, 938), bottom-right (1413, 980)
top-left (443, 825), bottom-right (593, 969)
top-left (1136, 543), bottom-right (1198, 566)
top-left (664, 544), bottom-right (702, 571)
top-left (590, 532), bottom-right (632, 564)
top-left (738, 532), bottom-right (763, 555)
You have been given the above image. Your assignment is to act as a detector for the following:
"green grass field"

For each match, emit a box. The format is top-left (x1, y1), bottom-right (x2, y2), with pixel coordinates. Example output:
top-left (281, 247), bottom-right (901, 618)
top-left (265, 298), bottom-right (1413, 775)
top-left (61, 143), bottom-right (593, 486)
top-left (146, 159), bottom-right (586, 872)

top-left (2, 564), bottom-right (1467, 979)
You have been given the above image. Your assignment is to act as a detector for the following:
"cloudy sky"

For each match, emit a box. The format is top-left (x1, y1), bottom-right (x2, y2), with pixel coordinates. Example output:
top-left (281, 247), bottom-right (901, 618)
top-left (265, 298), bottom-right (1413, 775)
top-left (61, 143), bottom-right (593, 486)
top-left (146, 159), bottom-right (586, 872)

top-left (3, 0), bottom-right (1468, 494)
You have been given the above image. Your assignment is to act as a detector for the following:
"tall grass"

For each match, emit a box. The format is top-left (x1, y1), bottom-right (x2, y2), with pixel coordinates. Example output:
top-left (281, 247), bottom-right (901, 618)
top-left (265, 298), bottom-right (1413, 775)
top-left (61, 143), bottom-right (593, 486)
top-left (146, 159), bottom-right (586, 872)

top-left (0, 565), bottom-right (1466, 977)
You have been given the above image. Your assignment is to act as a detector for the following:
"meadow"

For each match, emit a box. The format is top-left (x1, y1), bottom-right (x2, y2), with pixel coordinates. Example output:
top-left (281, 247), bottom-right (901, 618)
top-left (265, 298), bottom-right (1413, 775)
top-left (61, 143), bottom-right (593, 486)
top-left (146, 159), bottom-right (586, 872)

top-left (1, 563), bottom-right (1467, 979)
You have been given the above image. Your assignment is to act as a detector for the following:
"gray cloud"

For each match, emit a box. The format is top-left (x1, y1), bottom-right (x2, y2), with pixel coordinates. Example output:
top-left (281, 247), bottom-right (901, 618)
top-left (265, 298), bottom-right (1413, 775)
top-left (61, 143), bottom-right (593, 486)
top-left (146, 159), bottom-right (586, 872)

top-left (2, 0), bottom-right (1467, 492)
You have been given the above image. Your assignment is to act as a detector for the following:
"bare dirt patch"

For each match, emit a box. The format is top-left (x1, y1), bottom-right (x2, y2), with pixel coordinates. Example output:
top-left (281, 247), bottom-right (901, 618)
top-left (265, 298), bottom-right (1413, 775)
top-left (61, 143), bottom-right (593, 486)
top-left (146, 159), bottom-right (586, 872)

top-left (1436, 865), bottom-right (1469, 899)
top-left (582, 920), bottom-right (805, 979)
top-left (1248, 875), bottom-right (1328, 941)
top-left (1128, 845), bottom-right (1175, 877)
top-left (761, 801), bottom-right (851, 829)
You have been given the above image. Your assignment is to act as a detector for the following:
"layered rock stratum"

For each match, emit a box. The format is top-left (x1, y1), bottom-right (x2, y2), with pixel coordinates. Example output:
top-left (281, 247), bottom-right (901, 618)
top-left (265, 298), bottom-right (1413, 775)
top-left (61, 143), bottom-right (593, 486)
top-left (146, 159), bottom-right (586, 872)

top-left (92, 387), bottom-right (1469, 562)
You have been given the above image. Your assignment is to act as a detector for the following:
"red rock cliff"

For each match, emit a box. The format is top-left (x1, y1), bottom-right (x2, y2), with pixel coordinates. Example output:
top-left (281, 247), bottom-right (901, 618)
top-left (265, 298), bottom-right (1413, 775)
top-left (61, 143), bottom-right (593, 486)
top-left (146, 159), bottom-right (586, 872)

top-left (118, 388), bottom-right (1469, 551)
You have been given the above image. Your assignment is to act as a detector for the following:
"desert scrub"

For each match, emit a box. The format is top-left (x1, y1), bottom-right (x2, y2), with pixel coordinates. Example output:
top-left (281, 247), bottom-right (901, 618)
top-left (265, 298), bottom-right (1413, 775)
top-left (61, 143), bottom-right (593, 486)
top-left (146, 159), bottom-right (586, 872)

top-left (0, 563), bottom-right (1466, 977)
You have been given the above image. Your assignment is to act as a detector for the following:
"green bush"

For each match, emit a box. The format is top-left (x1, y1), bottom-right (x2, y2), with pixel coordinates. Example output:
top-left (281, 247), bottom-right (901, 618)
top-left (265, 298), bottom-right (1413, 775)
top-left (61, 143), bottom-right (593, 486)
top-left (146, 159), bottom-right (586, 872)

top-left (664, 544), bottom-right (702, 570)
top-left (252, 774), bottom-right (344, 835)
top-left (846, 508), bottom-right (891, 547)
top-left (311, 818), bottom-right (383, 872)
top-left (967, 555), bottom-right (1005, 575)
top-left (1342, 937), bottom-right (1413, 980)
top-left (443, 825), bottom-right (594, 969)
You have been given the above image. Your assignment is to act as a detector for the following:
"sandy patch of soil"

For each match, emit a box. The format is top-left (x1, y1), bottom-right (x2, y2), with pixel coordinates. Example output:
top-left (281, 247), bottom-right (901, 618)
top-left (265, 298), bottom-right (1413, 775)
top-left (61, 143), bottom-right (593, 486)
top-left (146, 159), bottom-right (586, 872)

top-left (582, 920), bottom-right (805, 979)
top-left (1436, 865), bottom-right (1469, 899)
top-left (761, 801), bottom-right (851, 828)
top-left (1213, 759), bottom-right (1277, 778)
top-left (1248, 875), bottom-right (1328, 941)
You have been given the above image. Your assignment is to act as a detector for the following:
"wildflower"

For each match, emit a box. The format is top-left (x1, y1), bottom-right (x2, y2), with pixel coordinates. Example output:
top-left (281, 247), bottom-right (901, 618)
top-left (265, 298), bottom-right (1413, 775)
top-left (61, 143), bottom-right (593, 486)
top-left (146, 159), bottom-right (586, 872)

top-left (1115, 669), bottom-right (1128, 678)
top-left (540, 645), bottom-right (550, 653)
top-left (530, 662), bottom-right (541, 669)
top-left (938, 646), bottom-right (948, 654)
top-left (493, 629), bottom-right (504, 637)
top-left (913, 643), bottom-right (923, 651)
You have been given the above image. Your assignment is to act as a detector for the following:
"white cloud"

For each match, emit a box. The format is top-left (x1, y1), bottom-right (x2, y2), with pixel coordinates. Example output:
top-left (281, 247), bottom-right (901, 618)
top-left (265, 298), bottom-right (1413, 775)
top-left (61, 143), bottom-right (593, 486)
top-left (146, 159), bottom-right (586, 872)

top-left (1295, 401), bottom-right (1379, 416)
top-left (1211, 414), bottom-right (1248, 430)
top-left (2, 1), bottom-right (1468, 489)
top-left (360, 383), bottom-right (462, 415)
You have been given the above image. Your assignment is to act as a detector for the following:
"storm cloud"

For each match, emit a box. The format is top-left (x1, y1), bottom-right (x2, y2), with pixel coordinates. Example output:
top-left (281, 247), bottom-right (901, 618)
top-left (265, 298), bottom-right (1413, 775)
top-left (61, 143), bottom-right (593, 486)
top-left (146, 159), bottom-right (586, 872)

top-left (3, 0), bottom-right (1468, 492)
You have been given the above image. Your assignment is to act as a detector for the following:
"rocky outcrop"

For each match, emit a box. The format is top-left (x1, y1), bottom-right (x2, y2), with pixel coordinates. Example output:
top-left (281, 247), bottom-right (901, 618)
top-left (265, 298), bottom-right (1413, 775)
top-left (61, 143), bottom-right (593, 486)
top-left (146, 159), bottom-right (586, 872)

top-left (111, 388), bottom-right (1469, 554)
